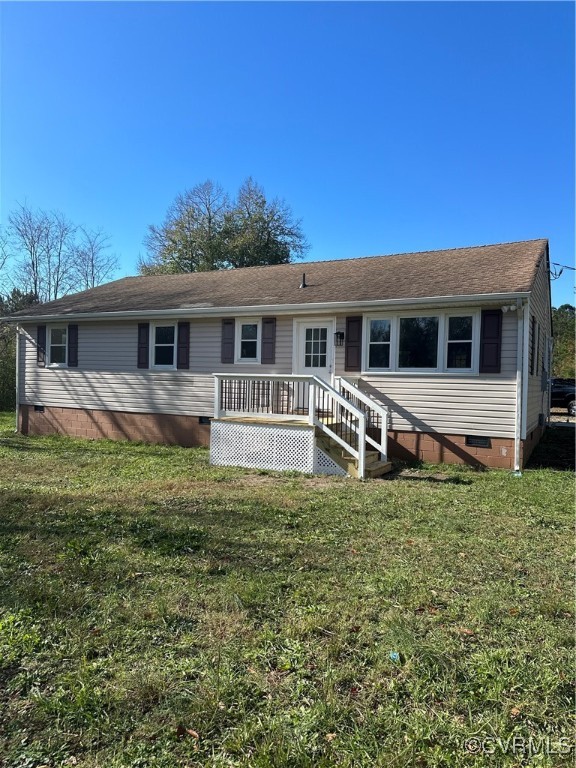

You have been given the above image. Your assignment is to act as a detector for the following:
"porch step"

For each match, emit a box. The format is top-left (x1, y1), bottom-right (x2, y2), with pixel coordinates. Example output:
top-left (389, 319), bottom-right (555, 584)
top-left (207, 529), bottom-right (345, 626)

top-left (315, 430), bottom-right (392, 479)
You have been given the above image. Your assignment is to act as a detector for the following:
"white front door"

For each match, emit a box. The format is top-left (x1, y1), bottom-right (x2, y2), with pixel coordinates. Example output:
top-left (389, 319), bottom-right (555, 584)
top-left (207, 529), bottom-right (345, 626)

top-left (293, 319), bottom-right (335, 385)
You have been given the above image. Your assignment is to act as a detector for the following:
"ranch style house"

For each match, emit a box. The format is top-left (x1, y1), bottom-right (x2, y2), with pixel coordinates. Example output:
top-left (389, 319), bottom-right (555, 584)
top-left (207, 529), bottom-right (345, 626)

top-left (5, 239), bottom-right (552, 478)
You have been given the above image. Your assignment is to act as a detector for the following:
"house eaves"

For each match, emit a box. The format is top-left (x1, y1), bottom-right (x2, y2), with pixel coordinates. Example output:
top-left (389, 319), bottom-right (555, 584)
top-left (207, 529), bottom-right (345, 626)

top-left (6, 291), bottom-right (532, 324)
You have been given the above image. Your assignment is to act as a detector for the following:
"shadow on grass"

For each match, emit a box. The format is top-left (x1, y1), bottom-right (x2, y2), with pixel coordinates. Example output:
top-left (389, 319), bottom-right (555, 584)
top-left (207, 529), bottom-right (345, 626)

top-left (527, 425), bottom-right (575, 471)
top-left (384, 462), bottom-right (474, 485)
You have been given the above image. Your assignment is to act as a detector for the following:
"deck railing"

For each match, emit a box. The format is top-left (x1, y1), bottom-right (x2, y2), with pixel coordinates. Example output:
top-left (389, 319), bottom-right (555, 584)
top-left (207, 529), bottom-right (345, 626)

top-left (213, 374), bottom-right (370, 478)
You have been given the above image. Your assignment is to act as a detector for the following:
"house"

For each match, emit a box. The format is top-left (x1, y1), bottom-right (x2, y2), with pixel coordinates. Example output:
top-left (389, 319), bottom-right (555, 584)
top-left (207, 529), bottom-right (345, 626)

top-left (5, 239), bottom-right (552, 476)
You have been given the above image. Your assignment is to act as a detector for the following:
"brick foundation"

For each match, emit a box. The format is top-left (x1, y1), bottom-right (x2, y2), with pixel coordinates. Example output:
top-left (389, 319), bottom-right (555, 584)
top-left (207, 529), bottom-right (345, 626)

top-left (19, 405), bottom-right (210, 448)
top-left (386, 430), bottom-right (518, 469)
top-left (19, 404), bottom-right (541, 469)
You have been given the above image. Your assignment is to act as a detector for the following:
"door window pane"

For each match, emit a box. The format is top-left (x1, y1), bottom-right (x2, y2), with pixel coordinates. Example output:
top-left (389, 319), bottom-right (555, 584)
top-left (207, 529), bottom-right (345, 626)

top-left (304, 327), bottom-right (327, 368)
top-left (399, 317), bottom-right (438, 368)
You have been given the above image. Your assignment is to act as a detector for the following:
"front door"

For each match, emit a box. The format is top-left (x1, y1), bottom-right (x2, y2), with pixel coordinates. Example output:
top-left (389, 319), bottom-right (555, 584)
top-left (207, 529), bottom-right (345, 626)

top-left (293, 318), bottom-right (335, 385)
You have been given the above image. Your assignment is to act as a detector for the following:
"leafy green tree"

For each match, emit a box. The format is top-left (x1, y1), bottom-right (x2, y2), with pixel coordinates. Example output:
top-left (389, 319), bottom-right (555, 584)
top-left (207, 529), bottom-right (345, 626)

top-left (139, 178), bottom-right (308, 275)
top-left (221, 177), bottom-right (308, 269)
top-left (552, 304), bottom-right (575, 378)
top-left (0, 290), bottom-right (39, 411)
top-left (139, 181), bottom-right (230, 275)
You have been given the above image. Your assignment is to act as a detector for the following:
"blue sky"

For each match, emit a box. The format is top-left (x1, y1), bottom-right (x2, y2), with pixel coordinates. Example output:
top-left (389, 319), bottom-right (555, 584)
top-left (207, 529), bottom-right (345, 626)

top-left (1, 1), bottom-right (574, 305)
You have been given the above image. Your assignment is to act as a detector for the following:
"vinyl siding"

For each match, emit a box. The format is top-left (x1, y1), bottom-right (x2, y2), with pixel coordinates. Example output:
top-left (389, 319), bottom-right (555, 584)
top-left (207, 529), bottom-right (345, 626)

top-left (334, 309), bottom-right (518, 438)
top-left (20, 306), bottom-right (518, 437)
top-left (526, 256), bottom-right (552, 434)
top-left (19, 318), bottom-right (292, 417)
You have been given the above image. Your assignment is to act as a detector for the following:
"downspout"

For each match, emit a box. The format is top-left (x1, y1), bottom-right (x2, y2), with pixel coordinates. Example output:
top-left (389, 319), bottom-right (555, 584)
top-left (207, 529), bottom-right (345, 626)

top-left (14, 325), bottom-right (21, 433)
top-left (513, 299), bottom-right (527, 475)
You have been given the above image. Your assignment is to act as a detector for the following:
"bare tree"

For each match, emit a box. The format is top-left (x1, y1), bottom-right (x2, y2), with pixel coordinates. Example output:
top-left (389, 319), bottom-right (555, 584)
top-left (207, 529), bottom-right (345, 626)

top-left (8, 204), bottom-right (47, 300)
top-left (0, 230), bottom-right (9, 275)
top-left (74, 227), bottom-right (118, 290)
top-left (9, 203), bottom-right (76, 302)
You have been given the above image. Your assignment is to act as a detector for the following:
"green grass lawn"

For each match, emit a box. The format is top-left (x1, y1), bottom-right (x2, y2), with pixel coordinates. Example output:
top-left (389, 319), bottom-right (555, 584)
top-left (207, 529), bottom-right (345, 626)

top-left (0, 412), bottom-right (573, 767)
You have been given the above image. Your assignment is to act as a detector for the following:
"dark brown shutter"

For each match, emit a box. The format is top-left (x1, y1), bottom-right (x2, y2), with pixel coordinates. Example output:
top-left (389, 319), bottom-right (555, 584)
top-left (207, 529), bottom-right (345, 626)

top-left (37, 325), bottom-right (47, 367)
top-left (479, 309), bottom-right (502, 374)
top-left (261, 317), bottom-right (276, 365)
top-left (345, 316), bottom-right (363, 372)
top-left (221, 319), bottom-right (235, 364)
top-left (177, 321), bottom-right (190, 369)
top-left (137, 323), bottom-right (150, 369)
top-left (68, 324), bottom-right (78, 367)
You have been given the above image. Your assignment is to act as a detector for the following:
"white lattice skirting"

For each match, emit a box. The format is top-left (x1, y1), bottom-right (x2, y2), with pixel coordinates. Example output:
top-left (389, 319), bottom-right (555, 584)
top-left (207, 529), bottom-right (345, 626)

top-left (210, 420), bottom-right (346, 476)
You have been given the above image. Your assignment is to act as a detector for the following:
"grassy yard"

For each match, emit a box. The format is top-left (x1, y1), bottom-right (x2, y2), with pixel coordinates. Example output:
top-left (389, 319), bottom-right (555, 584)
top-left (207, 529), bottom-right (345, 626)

top-left (0, 412), bottom-right (573, 768)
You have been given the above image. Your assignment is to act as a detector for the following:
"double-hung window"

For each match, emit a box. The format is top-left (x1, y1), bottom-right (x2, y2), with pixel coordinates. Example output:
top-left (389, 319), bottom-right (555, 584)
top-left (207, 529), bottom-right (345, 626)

top-left (152, 324), bottom-right (176, 368)
top-left (49, 327), bottom-right (67, 366)
top-left (368, 319), bottom-right (391, 369)
top-left (238, 320), bottom-right (260, 362)
top-left (446, 315), bottom-right (473, 370)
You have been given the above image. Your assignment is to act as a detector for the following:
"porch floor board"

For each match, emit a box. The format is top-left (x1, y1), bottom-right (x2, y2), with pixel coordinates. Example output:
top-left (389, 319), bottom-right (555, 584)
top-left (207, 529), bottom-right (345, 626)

top-left (215, 416), bottom-right (311, 427)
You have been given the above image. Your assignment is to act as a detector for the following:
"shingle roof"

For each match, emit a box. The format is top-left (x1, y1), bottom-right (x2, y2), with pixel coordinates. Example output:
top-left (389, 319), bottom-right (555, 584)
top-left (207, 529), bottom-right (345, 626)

top-left (7, 239), bottom-right (548, 319)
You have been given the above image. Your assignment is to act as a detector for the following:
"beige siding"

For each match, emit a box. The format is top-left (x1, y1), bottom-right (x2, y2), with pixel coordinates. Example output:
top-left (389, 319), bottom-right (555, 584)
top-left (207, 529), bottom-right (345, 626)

top-left (356, 375), bottom-right (516, 438)
top-left (20, 305), bottom-right (519, 437)
top-left (19, 318), bottom-right (293, 417)
top-left (526, 257), bottom-right (552, 434)
top-left (334, 310), bottom-right (518, 438)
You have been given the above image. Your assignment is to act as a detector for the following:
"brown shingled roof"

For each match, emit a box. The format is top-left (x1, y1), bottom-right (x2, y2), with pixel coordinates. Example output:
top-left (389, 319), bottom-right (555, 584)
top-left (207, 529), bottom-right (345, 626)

top-left (7, 239), bottom-right (548, 319)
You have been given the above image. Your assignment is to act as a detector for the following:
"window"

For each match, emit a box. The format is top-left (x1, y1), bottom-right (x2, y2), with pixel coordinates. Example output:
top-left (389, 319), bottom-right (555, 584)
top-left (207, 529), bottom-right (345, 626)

top-left (238, 321), bottom-right (260, 361)
top-left (446, 316), bottom-right (473, 369)
top-left (152, 324), bottom-right (176, 368)
top-left (304, 327), bottom-right (327, 368)
top-left (49, 327), bottom-right (67, 365)
top-left (368, 319), bottom-right (391, 369)
top-left (399, 316), bottom-right (439, 369)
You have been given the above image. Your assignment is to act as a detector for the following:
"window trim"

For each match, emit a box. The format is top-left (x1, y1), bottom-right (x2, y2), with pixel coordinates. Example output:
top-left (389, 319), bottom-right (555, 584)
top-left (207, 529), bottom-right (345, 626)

top-left (235, 318), bottom-right (261, 363)
top-left (47, 325), bottom-right (68, 368)
top-left (150, 322), bottom-right (177, 370)
top-left (362, 310), bottom-right (480, 375)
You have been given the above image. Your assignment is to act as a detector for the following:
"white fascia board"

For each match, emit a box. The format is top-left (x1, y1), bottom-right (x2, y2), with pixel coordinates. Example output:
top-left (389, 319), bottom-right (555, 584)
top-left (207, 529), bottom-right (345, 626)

top-left (6, 291), bottom-right (531, 324)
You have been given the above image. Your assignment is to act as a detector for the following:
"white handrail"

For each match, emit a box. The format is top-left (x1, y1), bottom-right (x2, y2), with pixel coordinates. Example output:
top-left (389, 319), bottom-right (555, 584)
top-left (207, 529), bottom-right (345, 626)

top-left (337, 377), bottom-right (388, 461)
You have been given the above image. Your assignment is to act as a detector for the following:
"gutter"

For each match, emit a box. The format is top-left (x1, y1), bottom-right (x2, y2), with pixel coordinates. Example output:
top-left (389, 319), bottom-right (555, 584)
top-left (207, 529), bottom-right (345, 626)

top-left (513, 299), bottom-right (527, 474)
top-left (14, 326), bottom-right (20, 434)
top-left (4, 291), bottom-right (532, 324)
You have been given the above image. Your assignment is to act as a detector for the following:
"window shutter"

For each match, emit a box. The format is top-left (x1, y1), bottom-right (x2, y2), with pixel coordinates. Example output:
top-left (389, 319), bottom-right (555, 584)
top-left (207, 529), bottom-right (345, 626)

top-left (345, 316), bottom-right (363, 372)
top-left (137, 323), bottom-right (150, 369)
top-left (221, 319), bottom-right (235, 364)
top-left (37, 325), bottom-right (47, 367)
top-left (261, 317), bottom-right (276, 365)
top-left (177, 321), bottom-right (190, 369)
top-left (68, 324), bottom-right (79, 367)
top-left (479, 310), bottom-right (502, 374)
